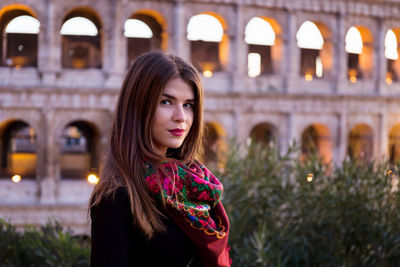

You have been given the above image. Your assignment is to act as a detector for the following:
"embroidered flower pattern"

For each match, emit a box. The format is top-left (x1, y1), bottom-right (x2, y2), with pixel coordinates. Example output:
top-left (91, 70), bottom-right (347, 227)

top-left (145, 160), bottom-right (226, 239)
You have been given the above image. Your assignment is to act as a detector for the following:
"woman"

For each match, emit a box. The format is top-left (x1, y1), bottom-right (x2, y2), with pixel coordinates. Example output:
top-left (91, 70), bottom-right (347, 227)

top-left (89, 52), bottom-right (231, 267)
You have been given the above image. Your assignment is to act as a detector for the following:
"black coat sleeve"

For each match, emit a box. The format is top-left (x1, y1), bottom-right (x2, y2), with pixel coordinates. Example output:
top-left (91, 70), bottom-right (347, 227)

top-left (90, 188), bottom-right (144, 267)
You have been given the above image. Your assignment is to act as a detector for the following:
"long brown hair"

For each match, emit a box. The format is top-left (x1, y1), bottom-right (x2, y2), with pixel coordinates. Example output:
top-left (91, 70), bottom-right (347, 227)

top-left (90, 52), bottom-right (204, 238)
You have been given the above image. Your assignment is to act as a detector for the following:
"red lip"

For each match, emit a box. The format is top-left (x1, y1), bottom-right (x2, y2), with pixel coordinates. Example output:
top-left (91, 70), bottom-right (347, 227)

top-left (169, 129), bottom-right (185, 136)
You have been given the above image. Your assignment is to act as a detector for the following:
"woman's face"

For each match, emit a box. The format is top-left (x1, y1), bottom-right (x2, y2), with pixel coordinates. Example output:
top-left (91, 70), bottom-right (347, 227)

top-left (151, 77), bottom-right (195, 156)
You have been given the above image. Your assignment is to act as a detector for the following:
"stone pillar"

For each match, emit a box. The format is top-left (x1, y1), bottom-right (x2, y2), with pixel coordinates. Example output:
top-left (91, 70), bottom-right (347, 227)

top-left (172, 0), bottom-right (189, 61)
top-left (278, 113), bottom-right (289, 155)
top-left (38, 0), bottom-right (59, 86)
top-left (226, 26), bottom-right (235, 74)
top-left (284, 11), bottom-right (300, 93)
top-left (378, 112), bottom-right (388, 159)
top-left (39, 108), bottom-right (57, 204)
top-left (285, 112), bottom-right (295, 153)
top-left (231, 4), bottom-right (246, 92)
top-left (234, 4), bottom-right (245, 75)
top-left (337, 111), bottom-right (347, 164)
top-left (375, 18), bottom-right (386, 95)
top-left (35, 112), bottom-right (47, 180)
top-left (34, 111), bottom-right (47, 203)
top-left (334, 12), bottom-right (347, 93)
top-left (104, 0), bottom-right (124, 88)
top-left (233, 109), bottom-right (244, 143)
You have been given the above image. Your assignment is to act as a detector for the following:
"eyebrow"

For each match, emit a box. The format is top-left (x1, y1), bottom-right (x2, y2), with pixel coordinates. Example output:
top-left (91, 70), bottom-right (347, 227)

top-left (162, 93), bottom-right (195, 102)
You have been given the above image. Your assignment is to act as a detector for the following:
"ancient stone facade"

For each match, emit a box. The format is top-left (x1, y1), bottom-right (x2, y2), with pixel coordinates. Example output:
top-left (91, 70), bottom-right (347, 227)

top-left (1, 0), bottom-right (400, 234)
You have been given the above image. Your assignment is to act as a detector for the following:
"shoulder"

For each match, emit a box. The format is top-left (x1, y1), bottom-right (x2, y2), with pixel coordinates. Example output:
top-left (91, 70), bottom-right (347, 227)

top-left (90, 187), bottom-right (141, 267)
top-left (90, 187), bottom-right (131, 219)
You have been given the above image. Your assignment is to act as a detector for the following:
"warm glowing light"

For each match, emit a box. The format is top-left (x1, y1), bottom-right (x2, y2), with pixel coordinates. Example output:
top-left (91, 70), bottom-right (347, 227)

top-left (6, 15), bottom-right (40, 34)
top-left (87, 174), bottom-right (99, 184)
top-left (345, 27), bottom-right (363, 54)
top-left (386, 76), bottom-right (393, 85)
top-left (12, 175), bottom-right (21, 183)
top-left (245, 17), bottom-right (275, 46)
top-left (297, 21), bottom-right (324, 50)
top-left (305, 73), bottom-right (313, 81)
top-left (385, 29), bottom-right (399, 60)
top-left (187, 14), bottom-right (223, 42)
top-left (61, 17), bottom-right (98, 36)
top-left (348, 69), bottom-right (358, 83)
top-left (203, 70), bottom-right (213, 78)
top-left (388, 170), bottom-right (394, 177)
top-left (124, 19), bottom-right (153, 38)
top-left (248, 53), bottom-right (261, 77)
top-left (316, 56), bottom-right (323, 78)
top-left (350, 75), bottom-right (357, 83)
top-left (306, 173), bottom-right (313, 182)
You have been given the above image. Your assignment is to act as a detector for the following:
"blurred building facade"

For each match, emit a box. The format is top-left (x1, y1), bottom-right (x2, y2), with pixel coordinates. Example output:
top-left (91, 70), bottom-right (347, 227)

top-left (1, 0), bottom-right (400, 234)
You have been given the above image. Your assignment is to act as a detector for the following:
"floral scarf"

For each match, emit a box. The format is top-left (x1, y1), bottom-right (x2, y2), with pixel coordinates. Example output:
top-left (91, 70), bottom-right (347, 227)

top-left (144, 160), bottom-right (231, 267)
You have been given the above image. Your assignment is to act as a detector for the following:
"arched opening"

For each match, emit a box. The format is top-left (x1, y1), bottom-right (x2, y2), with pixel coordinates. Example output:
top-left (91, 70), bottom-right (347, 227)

top-left (61, 9), bottom-right (102, 69)
top-left (296, 21), bottom-right (332, 81)
top-left (0, 120), bottom-right (37, 179)
top-left (301, 124), bottom-right (332, 163)
top-left (345, 26), bottom-right (373, 83)
top-left (245, 17), bottom-right (278, 77)
top-left (0, 7), bottom-right (39, 68)
top-left (385, 29), bottom-right (400, 84)
top-left (203, 122), bottom-right (226, 171)
top-left (124, 13), bottom-right (163, 66)
top-left (249, 123), bottom-right (277, 146)
top-left (389, 124), bottom-right (400, 164)
top-left (187, 14), bottom-right (225, 76)
top-left (348, 124), bottom-right (374, 164)
top-left (60, 121), bottom-right (98, 179)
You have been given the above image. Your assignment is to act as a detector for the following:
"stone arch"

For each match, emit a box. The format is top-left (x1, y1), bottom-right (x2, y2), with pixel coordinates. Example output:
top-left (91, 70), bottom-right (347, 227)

top-left (0, 4), bottom-right (40, 67)
top-left (249, 122), bottom-right (277, 146)
top-left (348, 123), bottom-right (374, 164)
top-left (203, 121), bottom-right (226, 171)
top-left (384, 28), bottom-right (400, 84)
top-left (0, 3), bottom-right (39, 18)
top-left (53, 112), bottom-right (109, 146)
top-left (345, 26), bottom-right (374, 82)
top-left (131, 9), bottom-right (168, 49)
top-left (59, 120), bottom-right (100, 179)
top-left (51, 110), bottom-right (111, 179)
top-left (245, 17), bottom-right (281, 77)
top-left (60, 7), bottom-right (102, 69)
top-left (187, 12), bottom-right (228, 75)
top-left (389, 124), bottom-right (400, 164)
top-left (62, 6), bottom-right (103, 30)
top-left (0, 119), bottom-right (37, 179)
top-left (125, 10), bottom-right (166, 66)
top-left (296, 20), bottom-right (332, 81)
top-left (301, 123), bottom-right (332, 163)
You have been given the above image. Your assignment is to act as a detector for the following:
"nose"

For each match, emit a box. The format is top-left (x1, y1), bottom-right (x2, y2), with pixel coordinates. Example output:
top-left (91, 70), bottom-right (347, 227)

top-left (172, 105), bottom-right (186, 123)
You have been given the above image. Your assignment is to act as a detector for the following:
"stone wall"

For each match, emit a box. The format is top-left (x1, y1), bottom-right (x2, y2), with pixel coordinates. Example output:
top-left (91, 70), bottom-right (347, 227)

top-left (1, 0), bottom-right (400, 234)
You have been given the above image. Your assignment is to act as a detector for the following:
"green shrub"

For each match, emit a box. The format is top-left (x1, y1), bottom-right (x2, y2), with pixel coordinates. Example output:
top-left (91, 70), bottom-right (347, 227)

top-left (2, 142), bottom-right (400, 266)
top-left (0, 220), bottom-right (90, 267)
top-left (218, 142), bottom-right (400, 267)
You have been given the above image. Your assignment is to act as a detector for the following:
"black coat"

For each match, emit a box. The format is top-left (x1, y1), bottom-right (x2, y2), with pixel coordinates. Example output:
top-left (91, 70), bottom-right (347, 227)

top-left (90, 188), bottom-right (202, 267)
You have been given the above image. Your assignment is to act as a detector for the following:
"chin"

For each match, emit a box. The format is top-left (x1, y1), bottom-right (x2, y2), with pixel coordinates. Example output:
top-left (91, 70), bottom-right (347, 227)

top-left (168, 140), bottom-right (185, 149)
top-left (169, 143), bottom-right (184, 149)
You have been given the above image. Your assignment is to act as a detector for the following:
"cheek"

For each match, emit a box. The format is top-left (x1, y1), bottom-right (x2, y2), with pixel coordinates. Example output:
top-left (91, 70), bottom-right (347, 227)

top-left (153, 108), bottom-right (165, 125)
top-left (187, 110), bottom-right (194, 127)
